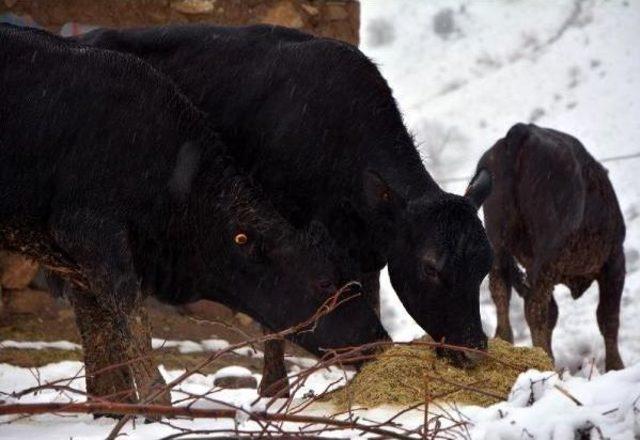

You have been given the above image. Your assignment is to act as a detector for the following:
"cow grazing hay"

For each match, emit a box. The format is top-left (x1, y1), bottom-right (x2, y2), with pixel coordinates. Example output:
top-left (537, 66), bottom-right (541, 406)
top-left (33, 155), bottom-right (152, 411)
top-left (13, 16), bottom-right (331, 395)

top-left (331, 339), bottom-right (553, 408)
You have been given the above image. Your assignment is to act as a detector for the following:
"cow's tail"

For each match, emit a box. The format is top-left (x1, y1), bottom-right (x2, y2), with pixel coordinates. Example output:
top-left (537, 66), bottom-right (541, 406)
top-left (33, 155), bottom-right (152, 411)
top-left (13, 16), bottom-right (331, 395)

top-left (505, 123), bottom-right (531, 146)
top-left (496, 123), bottom-right (534, 298)
top-left (503, 123), bottom-right (532, 213)
top-left (504, 254), bottom-right (531, 298)
top-left (474, 122), bottom-right (531, 184)
top-left (504, 122), bottom-right (531, 169)
top-left (494, 250), bottom-right (530, 299)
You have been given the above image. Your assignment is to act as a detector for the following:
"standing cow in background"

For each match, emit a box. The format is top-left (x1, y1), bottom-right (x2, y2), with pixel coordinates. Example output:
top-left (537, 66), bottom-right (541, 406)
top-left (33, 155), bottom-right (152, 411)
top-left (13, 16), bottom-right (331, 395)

top-left (78, 24), bottom-right (494, 364)
top-left (1, 24), bottom-right (388, 406)
top-left (470, 123), bottom-right (625, 370)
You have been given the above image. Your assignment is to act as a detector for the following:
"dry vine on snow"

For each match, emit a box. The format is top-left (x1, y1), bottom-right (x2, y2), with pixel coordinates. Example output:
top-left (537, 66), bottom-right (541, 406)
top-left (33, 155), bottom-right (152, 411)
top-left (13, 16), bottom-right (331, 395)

top-left (0, 285), bottom-right (523, 439)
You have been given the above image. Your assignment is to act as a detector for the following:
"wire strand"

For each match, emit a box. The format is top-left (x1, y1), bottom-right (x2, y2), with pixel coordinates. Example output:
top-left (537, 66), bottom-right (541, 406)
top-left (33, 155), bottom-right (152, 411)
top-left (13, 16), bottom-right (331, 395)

top-left (437, 151), bottom-right (640, 185)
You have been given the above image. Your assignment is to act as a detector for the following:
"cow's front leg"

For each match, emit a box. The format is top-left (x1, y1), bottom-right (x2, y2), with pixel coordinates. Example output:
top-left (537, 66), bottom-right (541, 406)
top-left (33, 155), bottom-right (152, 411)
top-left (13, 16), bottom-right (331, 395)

top-left (47, 264), bottom-right (138, 407)
top-left (524, 283), bottom-right (554, 359)
top-left (361, 270), bottom-right (381, 317)
top-left (127, 301), bottom-right (171, 405)
top-left (71, 289), bottom-right (170, 411)
top-left (50, 210), bottom-right (169, 408)
top-left (69, 290), bottom-right (136, 406)
top-left (258, 334), bottom-right (289, 397)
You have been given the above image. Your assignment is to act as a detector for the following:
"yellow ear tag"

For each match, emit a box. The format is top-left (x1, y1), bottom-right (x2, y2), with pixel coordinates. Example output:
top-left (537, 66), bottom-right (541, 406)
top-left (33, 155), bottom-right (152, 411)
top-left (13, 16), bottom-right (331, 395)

top-left (234, 233), bottom-right (248, 245)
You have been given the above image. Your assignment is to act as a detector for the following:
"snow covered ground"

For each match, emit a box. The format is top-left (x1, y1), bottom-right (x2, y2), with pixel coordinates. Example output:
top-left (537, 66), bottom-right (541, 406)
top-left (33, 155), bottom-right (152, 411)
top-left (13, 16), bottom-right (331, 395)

top-left (370, 0), bottom-right (640, 373)
top-left (2, 1), bottom-right (640, 438)
top-left (2, 353), bottom-right (640, 438)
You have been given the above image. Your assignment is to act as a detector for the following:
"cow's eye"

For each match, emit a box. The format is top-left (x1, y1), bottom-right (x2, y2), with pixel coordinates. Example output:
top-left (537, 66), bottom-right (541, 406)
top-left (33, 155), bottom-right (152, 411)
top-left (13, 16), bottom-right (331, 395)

top-left (234, 233), bottom-right (249, 246)
top-left (422, 263), bottom-right (440, 281)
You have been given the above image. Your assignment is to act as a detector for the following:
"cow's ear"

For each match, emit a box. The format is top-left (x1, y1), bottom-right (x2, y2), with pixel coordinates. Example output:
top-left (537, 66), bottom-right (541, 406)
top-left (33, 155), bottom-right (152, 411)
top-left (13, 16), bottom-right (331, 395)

top-left (465, 168), bottom-right (492, 210)
top-left (363, 170), bottom-right (405, 211)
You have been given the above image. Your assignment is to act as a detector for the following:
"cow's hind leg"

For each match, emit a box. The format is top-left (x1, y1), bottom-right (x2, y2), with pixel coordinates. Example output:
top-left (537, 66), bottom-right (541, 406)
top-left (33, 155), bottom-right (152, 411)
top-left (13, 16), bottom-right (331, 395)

top-left (259, 335), bottom-right (289, 398)
top-left (524, 283), bottom-right (554, 359)
top-left (597, 248), bottom-right (625, 371)
top-left (257, 271), bottom-right (381, 398)
top-left (489, 253), bottom-right (514, 343)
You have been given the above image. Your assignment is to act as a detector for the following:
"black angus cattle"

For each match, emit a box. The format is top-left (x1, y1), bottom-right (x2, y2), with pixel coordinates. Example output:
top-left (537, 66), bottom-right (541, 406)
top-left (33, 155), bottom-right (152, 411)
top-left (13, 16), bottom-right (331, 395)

top-left (0, 24), bottom-right (388, 405)
top-left (79, 24), bottom-right (494, 364)
top-left (470, 123), bottom-right (625, 370)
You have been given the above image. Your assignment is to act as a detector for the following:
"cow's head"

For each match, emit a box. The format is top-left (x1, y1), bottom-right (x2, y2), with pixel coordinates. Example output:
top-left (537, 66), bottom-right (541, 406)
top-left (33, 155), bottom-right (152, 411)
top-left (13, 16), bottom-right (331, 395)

top-left (364, 169), bottom-right (493, 365)
top-left (166, 143), bottom-right (389, 362)
top-left (203, 210), bottom-right (389, 361)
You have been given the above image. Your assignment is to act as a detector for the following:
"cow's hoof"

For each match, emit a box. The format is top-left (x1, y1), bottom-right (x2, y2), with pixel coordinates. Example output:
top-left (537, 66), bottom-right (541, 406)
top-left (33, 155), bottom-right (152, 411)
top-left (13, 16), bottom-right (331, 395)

top-left (494, 328), bottom-right (514, 344)
top-left (437, 347), bottom-right (483, 369)
top-left (605, 356), bottom-right (624, 371)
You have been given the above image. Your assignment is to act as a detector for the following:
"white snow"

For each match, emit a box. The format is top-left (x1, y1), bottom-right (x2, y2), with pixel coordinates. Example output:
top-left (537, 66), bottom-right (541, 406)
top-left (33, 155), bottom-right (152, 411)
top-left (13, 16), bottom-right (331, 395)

top-left (201, 338), bottom-right (231, 351)
top-left (2, 360), bottom-right (639, 438)
top-left (367, 0), bottom-right (640, 373)
top-left (173, 339), bottom-right (203, 354)
top-left (369, 1), bottom-right (640, 436)
top-left (213, 365), bottom-right (253, 380)
top-left (231, 346), bottom-right (264, 358)
top-left (0, 360), bottom-right (358, 438)
top-left (0, 340), bottom-right (81, 351)
top-left (468, 366), bottom-right (640, 438)
top-left (150, 338), bottom-right (261, 356)
top-left (151, 338), bottom-right (206, 353)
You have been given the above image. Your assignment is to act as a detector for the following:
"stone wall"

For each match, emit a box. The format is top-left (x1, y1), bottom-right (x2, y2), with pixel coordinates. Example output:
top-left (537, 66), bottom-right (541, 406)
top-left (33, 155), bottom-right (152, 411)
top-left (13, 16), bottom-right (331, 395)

top-left (0, 252), bottom-right (56, 319)
top-left (0, 0), bottom-right (359, 44)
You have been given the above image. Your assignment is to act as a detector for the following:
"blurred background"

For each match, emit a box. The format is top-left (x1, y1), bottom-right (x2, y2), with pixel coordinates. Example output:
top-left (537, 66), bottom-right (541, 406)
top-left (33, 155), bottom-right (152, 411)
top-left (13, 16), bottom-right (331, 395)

top-left (1, 0), bottom-right (639, 376)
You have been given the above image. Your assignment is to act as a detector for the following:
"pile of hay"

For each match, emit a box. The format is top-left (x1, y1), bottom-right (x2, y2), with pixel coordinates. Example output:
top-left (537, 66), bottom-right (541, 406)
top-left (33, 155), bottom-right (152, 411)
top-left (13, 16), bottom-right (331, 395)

top-left (331, 339), bottom-right (553, 408)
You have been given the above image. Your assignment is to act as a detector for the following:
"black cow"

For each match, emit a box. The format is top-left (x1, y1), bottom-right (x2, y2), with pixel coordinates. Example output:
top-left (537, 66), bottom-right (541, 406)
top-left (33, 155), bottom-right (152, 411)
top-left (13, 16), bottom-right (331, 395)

top-left (0, 24), bottom-right (388, 404)
top-left (470, 123), bottom-right (625, 370)
top-left (78, 24), bottom-right (494, 364)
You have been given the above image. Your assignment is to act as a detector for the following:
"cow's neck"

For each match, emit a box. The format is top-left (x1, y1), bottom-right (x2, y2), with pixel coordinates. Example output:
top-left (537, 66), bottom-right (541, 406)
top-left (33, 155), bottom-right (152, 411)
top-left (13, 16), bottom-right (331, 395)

top-left (366, 145), bottom-right (442, 202)
top-left (348, 156), bottom-right (442, 273)
top-left (140, 150), bottom-right (240, 306)
top-left (135, 197), bottom-right (215, 306)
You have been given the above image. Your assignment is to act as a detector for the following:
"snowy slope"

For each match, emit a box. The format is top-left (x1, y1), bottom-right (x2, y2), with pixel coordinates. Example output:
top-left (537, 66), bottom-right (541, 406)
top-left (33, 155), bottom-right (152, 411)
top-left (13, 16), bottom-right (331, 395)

top-left (365, 0), bottom-right (640, 373)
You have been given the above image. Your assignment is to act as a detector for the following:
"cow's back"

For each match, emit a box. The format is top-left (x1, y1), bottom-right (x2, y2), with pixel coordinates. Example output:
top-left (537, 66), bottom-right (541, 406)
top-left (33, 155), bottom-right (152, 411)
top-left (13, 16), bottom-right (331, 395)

top-left (78, 25), bottom-right (426, 226)
top-left (0, 25), bottom-right (209, 225)
top-left (480, 123), bottom-right (624, 278)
